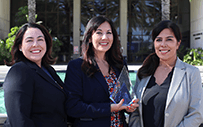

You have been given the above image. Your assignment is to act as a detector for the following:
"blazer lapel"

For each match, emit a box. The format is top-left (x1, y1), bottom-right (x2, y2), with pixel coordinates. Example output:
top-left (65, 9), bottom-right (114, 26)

top-left (94, 70), bottom-right (109, 96)
top-left (93, 65), bottom-right (121, 96)
top-left (137, 75), bottom-right (151, 125)
top-left (46, 66), bottom-right (64, 87)
top-left (24, 60), bottom-right (64, 91)
top-left (139, 76), bottom-right (151, 102)
top-left (46, 66), bottom-right (67, 95)
top-left (165, 58), bottom-right (186, 109)
top-left (35, 67), bottom-right (64, 91)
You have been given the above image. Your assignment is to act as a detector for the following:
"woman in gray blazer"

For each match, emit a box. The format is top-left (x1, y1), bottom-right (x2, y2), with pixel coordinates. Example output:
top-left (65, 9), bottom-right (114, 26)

top-left (129, 20), bottom-right (203, 127)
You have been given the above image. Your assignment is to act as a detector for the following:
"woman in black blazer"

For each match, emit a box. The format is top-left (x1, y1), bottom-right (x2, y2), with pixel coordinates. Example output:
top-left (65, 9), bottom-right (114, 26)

top-left (64, 15), bottom-right (139, 127)
top-left (3, 23), bottom-right (67, 127)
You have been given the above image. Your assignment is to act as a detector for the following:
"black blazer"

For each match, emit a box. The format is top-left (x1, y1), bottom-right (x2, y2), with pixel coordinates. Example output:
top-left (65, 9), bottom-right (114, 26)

top-left (64, 58), bottom-right (127, 127)
top-left (3, 60), bottom-right (67, 127)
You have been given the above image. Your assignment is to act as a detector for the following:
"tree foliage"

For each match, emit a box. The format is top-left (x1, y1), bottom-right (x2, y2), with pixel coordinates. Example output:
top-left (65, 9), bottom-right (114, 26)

top-left (0, 4), bottom-right (63, 64)
top-left (15, 6), bottom-right (28, 26)
top-left (183, 48), bottom-right (203, 66)
top-left (0, 26), bottom-right (20, 64)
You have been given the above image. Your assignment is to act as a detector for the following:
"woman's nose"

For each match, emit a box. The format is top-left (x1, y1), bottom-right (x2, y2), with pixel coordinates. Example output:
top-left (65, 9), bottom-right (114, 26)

top-left (102, 33), bottom-right (107, 39)
top-left (33, 40), bottom-right (39, 46)
top-left (161, 40), bottom-right (167, 47)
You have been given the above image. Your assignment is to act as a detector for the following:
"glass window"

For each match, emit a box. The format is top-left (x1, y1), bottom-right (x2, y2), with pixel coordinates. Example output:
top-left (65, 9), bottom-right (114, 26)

top-left (36, 0), bottom-right (45, 12)
top-left (170, 0), bottom-right (179, 22)
top-left (81, 0), bottom-right (120, 36)
top-left (171, 0), bottom-right (190, 59)
top-left (10, 0), bottom-right (27, 27)
top-left (46, 0), bottom-right (58, 12)
top-left (11, 0), bottom-right (73, 63)
top-left (10, 0), bottom-right (190, 63)
top-left (128, 0), bottom-right (161, 64)
top-left (127, 0), bottom-right (189, 64)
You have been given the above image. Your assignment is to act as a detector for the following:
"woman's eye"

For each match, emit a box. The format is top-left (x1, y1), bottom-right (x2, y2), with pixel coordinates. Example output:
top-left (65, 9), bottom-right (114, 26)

top-left (27, 40), bottom-right (33, 42)
top-left (38, 39), bottom-right (44, 41)
top-left (107, 32), bottom-right (112, 34)
top-left (156, 39), bottom-right (162, 42)
top-left (167, 39), bottom-right (172, 41)
top-left (96, 32), bottom-right (102, 34)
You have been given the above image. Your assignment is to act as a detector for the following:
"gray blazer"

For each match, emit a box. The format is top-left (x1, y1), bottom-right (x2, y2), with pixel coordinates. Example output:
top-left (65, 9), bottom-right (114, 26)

top-left (129, 58), bottom-right (203, 127)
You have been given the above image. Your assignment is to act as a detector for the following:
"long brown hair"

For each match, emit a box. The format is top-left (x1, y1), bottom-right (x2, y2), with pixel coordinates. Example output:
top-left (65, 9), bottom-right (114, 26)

top-left (137, 20), bottom-right (182, 80)
top-left (81, 15), bottom-right (123, 77)
top-left (5, 23), bottom-right (56, 67)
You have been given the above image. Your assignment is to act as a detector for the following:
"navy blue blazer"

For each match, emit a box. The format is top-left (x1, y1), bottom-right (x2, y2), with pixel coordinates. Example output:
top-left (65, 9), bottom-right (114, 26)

top-left (64, 58), bottom-right (127, 127)
top-left (3, 60), bottom-right (67, 127)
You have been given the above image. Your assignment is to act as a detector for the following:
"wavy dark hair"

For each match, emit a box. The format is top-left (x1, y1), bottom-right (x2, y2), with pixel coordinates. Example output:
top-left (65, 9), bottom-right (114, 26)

top-left (5, 23), bottom-right (56, 66)
top-left (81, 15), bottom-right (123, 77)
top-left (137, 20), bottom-right (182, 80)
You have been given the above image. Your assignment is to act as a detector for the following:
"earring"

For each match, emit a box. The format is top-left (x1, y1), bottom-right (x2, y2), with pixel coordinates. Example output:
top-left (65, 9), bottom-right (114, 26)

top-left (20, 49), bottom-right (22, 51)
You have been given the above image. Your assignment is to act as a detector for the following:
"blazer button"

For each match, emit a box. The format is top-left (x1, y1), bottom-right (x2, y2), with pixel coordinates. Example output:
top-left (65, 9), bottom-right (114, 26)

top-left (165, 113), bottom-right (169, 117)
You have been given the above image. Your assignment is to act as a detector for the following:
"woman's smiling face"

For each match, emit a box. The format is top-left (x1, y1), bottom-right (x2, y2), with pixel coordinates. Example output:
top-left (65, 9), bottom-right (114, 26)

top-left (19, 27), bottom-right (46, 67)
top-left (154, 28), bottom-right (181, 62)
top-left (91, 21), bottom-right (114, 55)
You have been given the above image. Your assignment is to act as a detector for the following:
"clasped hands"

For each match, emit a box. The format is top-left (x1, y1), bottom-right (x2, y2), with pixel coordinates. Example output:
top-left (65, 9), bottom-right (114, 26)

top-left (111, 98), bottom-right (139, 112)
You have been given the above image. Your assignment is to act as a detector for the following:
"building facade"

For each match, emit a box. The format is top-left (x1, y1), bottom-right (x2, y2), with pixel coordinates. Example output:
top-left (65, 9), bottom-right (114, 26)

top-left (0, 0), bottom-right (200, 64)
top-left (191, 0), bottom-right (203, 49)
top-left (0, 0), bottom-right (10, 40)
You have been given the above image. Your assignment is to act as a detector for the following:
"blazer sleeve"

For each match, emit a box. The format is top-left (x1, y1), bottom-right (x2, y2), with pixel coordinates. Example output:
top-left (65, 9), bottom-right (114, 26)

top-left (64, 60), bottom-right (111, 119)
top-left (3, 64), bottom-right (35, 127)
top-left (177, 67), bottom-right (203, 127)
top-left (128, 75), bottom-right (142, 127)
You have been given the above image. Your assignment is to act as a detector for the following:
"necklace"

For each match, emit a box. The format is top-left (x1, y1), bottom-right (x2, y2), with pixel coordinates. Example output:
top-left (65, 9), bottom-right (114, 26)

top-left (159, 64), bottom-right (174, 71)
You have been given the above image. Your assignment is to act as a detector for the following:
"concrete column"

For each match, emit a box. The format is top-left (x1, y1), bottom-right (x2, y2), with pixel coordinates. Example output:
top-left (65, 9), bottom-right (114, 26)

top-left (190, 0), bottom-right (203, 48)
top-left (73, 0), bottom-right (81, 59)
top-left (0, 0), bottom-right (10, 39)
top-left (120, 0), bottom-right (127, 57)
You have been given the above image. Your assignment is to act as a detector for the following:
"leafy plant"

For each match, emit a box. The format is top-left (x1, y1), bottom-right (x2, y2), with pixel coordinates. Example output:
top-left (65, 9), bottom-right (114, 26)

top-left (0, 26), bottom-right (63, 64)
top-left (52, 37), bottom-right (63, 58)
top-left (0, 5), bottom-right (62, 64)
top-left (15, 6), bottom-right (28, 26)
top-left (6, 26), bottom-right (20, 52)
top-left (183, 48), bottom-right (203, 66)
top-left (0, 39), bottom-right (9, 64)
top-left (0, 26), bottom-right (20, 64)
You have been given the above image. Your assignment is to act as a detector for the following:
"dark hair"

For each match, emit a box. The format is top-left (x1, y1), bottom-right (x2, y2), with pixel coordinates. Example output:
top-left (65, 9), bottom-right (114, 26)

top-left (81, 15), bottom-right (123, 77)
top-left (5, 23), bottom-right (56, 66)
top-left (137, 20), bottom-right (182, 79)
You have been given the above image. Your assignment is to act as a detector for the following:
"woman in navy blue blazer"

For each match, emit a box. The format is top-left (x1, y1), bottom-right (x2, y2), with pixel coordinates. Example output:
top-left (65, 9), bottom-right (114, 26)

top-left (3, 23), bottom-right (68, 127)
top-left (64, 15), bottom-right (139, 127)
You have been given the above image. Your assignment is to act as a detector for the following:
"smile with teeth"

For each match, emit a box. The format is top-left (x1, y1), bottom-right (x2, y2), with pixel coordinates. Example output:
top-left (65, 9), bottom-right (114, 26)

top-left (160, 50), bottom-right (169, 53)
top-left (31, 50), bottom-right (41, 53)
top-left (99, 42), bottom-right (108, 45)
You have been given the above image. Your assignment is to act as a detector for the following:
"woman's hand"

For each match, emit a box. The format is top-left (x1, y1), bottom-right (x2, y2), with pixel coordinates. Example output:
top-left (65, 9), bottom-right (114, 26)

top-left (126, 98), bottom-right (139, 112)
top-left (111, 99), bottom-right (126, 112)
top-left (110, 99), bottom-right (139, 112)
